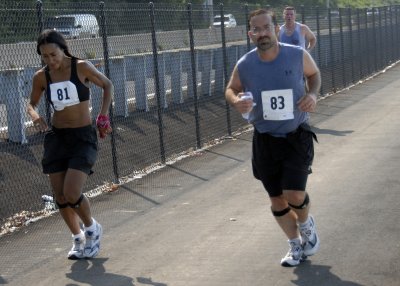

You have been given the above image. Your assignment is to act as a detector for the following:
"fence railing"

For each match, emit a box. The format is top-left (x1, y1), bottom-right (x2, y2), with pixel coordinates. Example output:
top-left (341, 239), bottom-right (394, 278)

top-left (1, 1), bottom-right (399, 228)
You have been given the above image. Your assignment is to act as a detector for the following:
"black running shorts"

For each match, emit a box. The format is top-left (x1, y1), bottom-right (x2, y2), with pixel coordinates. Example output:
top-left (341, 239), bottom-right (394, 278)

top-left (252, 123), bottom-right (316, 197)
top-left (42, 125), bottom-right (98, 175)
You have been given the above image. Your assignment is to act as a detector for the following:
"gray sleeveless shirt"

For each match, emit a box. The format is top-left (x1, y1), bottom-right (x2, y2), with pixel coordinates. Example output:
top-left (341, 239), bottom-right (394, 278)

top-left (237, 43), bottom-right (308, 136)
top-left (279, 22), bottom-right (306, 49)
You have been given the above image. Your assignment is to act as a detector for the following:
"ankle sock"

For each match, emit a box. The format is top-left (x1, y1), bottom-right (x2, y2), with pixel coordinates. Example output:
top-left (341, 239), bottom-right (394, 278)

top-left (299, 216), bottom-right (312, 228)
top-left (289, 237), bottom-right (302, 244)
top-left (84, 218), bottom-right (96, 232)
top-left (73, 230), bottom-right (85, 240)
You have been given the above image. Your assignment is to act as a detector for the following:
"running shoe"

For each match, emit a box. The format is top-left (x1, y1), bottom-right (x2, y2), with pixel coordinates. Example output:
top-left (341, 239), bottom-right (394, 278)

top-left (281, 238), bottom-right (305, 267)
top-left (300, 215), bottom-right (320, 256)
top-left (83, 220), bottom-right (103, 258)
top-left (67, 233), bottom-right (85, 260)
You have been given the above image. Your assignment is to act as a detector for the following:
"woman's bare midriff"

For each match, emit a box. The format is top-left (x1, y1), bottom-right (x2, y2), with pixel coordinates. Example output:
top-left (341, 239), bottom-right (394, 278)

top-left (52, 101), bottom-right (92, 128)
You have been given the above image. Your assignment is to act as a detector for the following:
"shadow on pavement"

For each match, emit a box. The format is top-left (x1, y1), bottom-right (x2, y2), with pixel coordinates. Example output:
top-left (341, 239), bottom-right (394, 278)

top-left (136, 277), bottom-right (167, 285)
top-left (65, 258), bottom-right (169, 286)
top-left (292, 261), bottom-right (364, 286)
top-left (66, 258), bottom-right (135, 286)
top-left (311, 127), bottom-right (354, 137)
top-left (0, 276), bottom-right (7, 284)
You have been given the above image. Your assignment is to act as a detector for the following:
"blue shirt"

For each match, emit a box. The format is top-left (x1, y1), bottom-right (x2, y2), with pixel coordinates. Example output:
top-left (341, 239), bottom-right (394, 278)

top-left (237, 43), bottom-right (308, 136)
top-left (279, 22), bottom-right (306, 49)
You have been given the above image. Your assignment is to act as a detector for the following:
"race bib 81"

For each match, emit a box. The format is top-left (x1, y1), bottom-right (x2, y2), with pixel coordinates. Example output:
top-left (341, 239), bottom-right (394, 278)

top-left (50, 81), bottom-right (80, 111)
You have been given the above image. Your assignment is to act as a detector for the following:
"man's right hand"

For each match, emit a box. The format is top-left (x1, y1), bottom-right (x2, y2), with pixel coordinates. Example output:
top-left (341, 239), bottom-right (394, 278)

top-left (235, 92), bottom-right (255, 114)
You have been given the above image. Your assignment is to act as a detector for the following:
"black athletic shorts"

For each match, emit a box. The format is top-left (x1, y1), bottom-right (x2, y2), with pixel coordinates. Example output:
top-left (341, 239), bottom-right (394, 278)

top-left (252, 123), bottom-right (317, 197)
top-left (42, 125), bottom-right (98, 175)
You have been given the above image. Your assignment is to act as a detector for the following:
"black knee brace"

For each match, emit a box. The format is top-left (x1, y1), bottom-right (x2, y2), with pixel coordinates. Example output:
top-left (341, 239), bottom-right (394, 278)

top-left (271, 206), bottom-right (291, 217)
top-left (55, 201), bottom-right (69, 209)
top-left (68, 194), bottom-right (85, 209)
top-left (289, 193), bottom-right (310, 209)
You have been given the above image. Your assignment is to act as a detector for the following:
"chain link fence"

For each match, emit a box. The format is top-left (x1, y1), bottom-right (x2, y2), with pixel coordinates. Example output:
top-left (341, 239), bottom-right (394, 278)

top-left (1, 1), bottom-right (399, 233)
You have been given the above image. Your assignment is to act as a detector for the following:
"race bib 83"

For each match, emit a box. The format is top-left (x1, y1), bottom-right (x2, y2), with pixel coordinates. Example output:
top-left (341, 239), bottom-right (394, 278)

top-left (261, 89), bottom-right (294, 121)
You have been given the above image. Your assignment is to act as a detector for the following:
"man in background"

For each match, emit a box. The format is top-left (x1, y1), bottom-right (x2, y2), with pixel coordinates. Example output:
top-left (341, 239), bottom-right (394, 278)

top-left (279, 6), bottom-right (316, 52)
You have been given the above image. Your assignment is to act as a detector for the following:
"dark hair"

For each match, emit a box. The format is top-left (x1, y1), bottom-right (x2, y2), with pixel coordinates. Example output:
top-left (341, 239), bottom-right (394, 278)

top-left (284, 6), bottom-right (296, 12)
top-left (36, 29), bottom-right (74, 57)
top-left (249, 9), bottom-right (277, 27)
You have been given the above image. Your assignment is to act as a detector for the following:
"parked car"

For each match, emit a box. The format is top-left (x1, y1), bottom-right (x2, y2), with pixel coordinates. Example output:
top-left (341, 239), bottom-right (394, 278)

top-left (366, 8), bottom-right (379, 17)
top-left (45, 14), bottom-right (99, 39)
top-left (213, 14), bottom-right (237, 28)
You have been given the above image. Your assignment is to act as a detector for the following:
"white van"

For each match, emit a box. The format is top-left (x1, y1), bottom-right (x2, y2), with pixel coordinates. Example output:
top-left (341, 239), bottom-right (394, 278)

top-left (213, 14), bottom-right (237, 28)
top-left (45, 14), bottom-right (99, 39)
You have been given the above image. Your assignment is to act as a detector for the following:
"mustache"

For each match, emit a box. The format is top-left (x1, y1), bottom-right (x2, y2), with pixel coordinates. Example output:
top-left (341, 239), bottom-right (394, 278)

top-left (258, 36), bottom-right (271, 42)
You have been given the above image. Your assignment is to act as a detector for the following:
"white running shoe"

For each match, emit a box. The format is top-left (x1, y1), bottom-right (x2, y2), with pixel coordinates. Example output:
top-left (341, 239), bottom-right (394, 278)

top-left (83, 220), bottom-right (103, 258)
top-left (67, 232), bottom-right (85, 260)
top-left (280, 238), bottom-right (305, 267)
top-left (300, 215), bottom-right (320, 257)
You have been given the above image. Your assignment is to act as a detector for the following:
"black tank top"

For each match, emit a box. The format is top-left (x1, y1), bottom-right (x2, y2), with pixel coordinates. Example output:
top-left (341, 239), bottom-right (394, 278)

top-left (45, 57), bottom-right (90, 111)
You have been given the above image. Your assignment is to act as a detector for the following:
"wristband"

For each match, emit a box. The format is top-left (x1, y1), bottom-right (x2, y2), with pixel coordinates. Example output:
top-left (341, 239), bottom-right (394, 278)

top-left (96, 114), bottom-right (110, 129)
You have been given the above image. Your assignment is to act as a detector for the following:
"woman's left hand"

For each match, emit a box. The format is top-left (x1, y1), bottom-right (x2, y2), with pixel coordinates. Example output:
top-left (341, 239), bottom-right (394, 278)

top-left (96, 114), bottom-right (112, 139)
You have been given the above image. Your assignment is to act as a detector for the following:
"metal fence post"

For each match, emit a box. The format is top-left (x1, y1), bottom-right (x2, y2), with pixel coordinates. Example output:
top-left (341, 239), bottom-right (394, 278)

top-left (328, 8), bottom-right (335, 91)
top-left (395, 5), bottom-right (399, 60)
top-left (378, 7), bottom-right (383, 69)
top-left (381, 7), bottom-right (385, 66)
top-left (36, 0), bottom-right (52, 126)
top-left (348, 7), bottom-right (355, 83)
top-left (219, 3), bottom-right (231, 136)
top-left (315, 6), bottom-right (323, 95)
top-left (384, 7), bottom-right (388, 66)
top-left (372, 8), bottom-right (378, 72)
top-left (364, 8), bottom-right (370, 75)
top-left (244, 4), bottom-right (250, 52)
top-left (356, 8), bottom-right (362, 80)
top-left (396, 6), bottom-right (400, 59)
top-left (187, 3), bottom-right (201, 149)
top-left (36, 0), bottom-right (43, 33)
top-left (339, 8), bottom-right (346, 88)
top-left (383, 7), bottom-right (390, 65)
top-left (395, 6), bottom-right (399, 60)
top-left (99, 1), bottom-right (120, 183)
top-left (389, 5), bottom-right (394, 63)
top-left (149, 2), bottom-right (166, 164)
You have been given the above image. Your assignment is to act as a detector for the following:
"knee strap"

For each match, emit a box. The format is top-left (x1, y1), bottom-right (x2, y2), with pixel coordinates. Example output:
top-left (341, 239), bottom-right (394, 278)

top-left (68, 194), bottom-right (85, 209)
top-left (271, 206), bottom-right (291, 217)
top-left (289, 193), bottom-right (310, 209)
top-left (55, 201), bottom-right (69, 209)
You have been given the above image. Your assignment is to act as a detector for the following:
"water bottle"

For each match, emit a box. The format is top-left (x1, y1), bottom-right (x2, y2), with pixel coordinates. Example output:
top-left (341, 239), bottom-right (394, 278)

top-left (240, 92), bottom-right (255, 120)
top-left (42, 195), bottom-right (56, 210)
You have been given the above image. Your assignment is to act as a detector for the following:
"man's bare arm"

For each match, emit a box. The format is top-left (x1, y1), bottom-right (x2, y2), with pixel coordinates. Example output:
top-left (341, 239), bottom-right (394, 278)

top-left (225, 66), bottom-right (253, 114)
top-left (297, 50), bottom-right (321, 112)
top-left (303, 24), bottom-right (316, 51)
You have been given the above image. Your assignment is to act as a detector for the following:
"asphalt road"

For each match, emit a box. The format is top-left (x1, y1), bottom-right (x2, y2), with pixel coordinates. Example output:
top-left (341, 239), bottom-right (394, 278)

top-left (1, 63), bottom-right (400, 286)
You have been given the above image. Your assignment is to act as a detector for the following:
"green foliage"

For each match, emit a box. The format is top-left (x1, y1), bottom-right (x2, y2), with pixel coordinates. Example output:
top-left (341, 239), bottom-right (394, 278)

top-left (0, 1), bottom-right (38, 44)
top-left (2, 0), bottom-right (400, 7)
